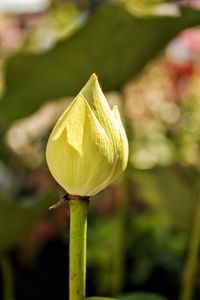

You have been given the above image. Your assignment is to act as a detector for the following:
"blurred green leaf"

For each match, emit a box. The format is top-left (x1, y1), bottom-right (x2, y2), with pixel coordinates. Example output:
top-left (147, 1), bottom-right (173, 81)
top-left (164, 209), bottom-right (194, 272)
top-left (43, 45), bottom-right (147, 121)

top-left (132, 166), bottom-right (199, 230)
top-left (0, 190), bottom-right (56, 253)
top-left (2, 4), bottom-right (200, 124)
top-left (86, 294), bottom-right (168, 300)
top-left (118, 293), bottom-right (167, 300)
top-left (88, 216), bottom-right (125, 295)
top-left (86, 298), bottom-right (115, 300)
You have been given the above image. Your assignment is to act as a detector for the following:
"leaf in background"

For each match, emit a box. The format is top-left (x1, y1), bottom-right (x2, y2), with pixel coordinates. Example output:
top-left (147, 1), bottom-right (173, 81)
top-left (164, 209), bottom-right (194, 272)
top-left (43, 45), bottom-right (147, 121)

top-left (1, 4), bottom-right (200, 124)
top-left (132, 166), bottom-right (199, 230)
top-left (86, 294), bottom-right (168, 300)
top-left (0, 190), bottom-right (56, 253)
top-left (118, 293), bottom-right (168, 300)
top-left (86, 298), bottom-right (115, 300)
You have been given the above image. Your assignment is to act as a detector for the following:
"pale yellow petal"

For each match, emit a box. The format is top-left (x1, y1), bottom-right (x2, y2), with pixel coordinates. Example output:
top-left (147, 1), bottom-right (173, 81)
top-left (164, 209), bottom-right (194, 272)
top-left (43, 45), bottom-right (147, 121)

top-left (80, 74), bottom-right (120, 150)
top-left (64, 95), bottom-right (85, 155)
top-left (46, 74), bottom-right (129, 197)
top-left (46, 96), bottom-right (115, 196)
top-left (112, 105), bottom-right (129, 169)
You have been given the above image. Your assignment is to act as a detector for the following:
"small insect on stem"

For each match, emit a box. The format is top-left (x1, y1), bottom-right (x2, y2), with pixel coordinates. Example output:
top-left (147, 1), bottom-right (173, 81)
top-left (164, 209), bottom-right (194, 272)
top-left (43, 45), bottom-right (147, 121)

top-left (49, 193), bottom-right (70, 210)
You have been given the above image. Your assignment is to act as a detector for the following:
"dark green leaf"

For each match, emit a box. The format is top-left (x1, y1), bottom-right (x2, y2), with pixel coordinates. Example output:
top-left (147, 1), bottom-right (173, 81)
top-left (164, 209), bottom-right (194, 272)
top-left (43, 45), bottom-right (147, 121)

top-left (0, 190), bottom-right (56, 253)
top-left (118, 293), bottom-right (168, 300)
top-left (2, 4), bottom-right (200, 124)
top-left (86, 298), bottom-right (115, 300)
top-left (132, 166), bottom-right (199, 230)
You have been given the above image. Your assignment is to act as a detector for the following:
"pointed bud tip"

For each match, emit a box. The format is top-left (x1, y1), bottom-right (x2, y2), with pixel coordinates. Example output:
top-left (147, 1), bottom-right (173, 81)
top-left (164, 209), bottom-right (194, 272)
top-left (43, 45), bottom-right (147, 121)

top-left (89, 73), bottom-right (99, 85)
top-left (81, 73), bottom-right (100, 96)
top-left (91, 73), bottom-right (98, 80)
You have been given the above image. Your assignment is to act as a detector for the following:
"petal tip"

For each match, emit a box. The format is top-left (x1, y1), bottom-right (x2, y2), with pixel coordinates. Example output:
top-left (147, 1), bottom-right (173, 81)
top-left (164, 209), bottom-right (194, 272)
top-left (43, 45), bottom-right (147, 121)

top-left (91, 73), bottom-right (98, 80)
top-left (88, 73), bottom-right (99, 87)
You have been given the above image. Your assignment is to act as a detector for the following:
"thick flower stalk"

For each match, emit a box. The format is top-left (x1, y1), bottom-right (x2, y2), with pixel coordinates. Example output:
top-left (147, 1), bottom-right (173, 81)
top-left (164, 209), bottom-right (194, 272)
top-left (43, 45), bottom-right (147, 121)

top-left (46, 74), bottom-right (128, 300)
top-left (46, 73), bottom-right (128, 197)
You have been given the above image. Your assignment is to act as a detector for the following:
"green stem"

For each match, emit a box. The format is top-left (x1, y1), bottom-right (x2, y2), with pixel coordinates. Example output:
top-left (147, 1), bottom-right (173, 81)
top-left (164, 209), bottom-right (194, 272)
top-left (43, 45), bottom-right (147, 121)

top-left (69, 198), bottom-right (89, 300)
top-left (1, 256), bottom-right (14, 300)
top-left (180, 196), bottom-right (200, 300)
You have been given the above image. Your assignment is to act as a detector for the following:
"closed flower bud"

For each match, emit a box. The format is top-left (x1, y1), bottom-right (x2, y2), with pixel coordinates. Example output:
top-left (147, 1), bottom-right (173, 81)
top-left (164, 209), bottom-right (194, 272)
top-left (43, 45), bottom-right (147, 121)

top-left (46, 74), bottom-right (128, 197)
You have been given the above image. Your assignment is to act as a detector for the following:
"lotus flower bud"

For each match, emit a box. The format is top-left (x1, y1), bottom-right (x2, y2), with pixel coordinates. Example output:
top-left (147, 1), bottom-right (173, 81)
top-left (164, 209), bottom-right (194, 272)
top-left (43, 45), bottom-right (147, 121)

top-left (46, 74), bottom-right (128, 197)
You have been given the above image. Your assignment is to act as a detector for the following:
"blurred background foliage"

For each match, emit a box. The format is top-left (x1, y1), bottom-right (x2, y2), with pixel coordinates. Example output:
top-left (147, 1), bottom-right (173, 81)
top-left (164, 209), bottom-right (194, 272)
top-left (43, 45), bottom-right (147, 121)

top-left (2, 1), bottom-right (200, 300)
